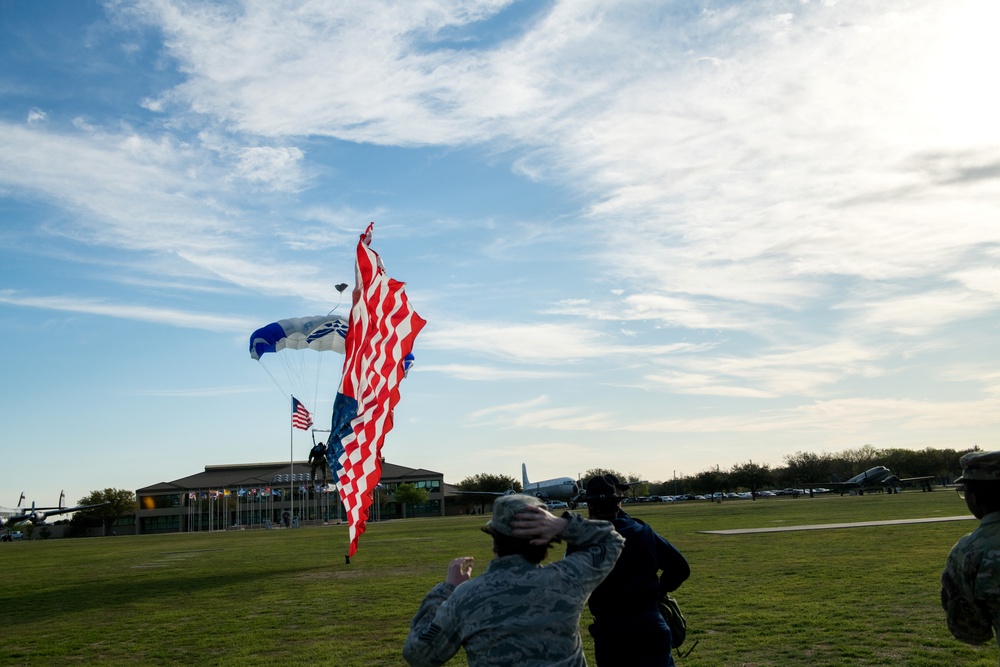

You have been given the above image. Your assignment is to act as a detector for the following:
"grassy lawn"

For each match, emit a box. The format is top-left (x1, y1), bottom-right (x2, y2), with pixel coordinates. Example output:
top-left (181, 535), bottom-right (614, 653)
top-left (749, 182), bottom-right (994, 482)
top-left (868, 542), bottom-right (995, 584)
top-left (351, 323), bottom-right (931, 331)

top-left (0, 490), bottom-right (994, 666)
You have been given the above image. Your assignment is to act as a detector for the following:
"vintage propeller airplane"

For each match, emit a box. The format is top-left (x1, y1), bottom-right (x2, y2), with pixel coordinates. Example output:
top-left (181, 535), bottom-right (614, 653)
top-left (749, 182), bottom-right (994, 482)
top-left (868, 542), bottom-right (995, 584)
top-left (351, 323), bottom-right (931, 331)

top-left (821, 466), bottom-right (935, 495)
top-left (0, 491), bottom-right (105, 529)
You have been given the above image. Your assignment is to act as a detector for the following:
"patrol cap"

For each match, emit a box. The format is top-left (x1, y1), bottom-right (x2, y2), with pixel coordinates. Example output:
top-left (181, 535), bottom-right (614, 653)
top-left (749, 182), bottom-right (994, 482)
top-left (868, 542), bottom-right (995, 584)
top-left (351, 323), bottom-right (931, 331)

top-left (957, 450), bottom-right (1000, 483)
top-left (585, 474), bottom-right (627, 501)
top-left (482, 494), bottom-right (547, 537)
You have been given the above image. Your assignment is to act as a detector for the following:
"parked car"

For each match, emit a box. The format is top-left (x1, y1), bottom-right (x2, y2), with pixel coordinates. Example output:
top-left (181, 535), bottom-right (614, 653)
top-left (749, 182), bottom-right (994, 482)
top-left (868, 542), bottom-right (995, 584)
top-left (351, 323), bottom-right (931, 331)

top-left (545, 501), bottom-right (569, 510)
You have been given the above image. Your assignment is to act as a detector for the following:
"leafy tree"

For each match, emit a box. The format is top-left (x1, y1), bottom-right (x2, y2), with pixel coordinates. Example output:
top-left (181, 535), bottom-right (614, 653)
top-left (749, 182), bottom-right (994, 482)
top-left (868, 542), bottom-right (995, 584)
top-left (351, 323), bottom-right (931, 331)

top-left (394, 483), bottom-right (429, 519)
top-left (841, 444), bottom-right (879, 474)
top-left (730, 460), bottom-right (772, 499)
top-left (457, 473), bottom-right (520, 494)
top-left (456, 473), bottom-right (520, 513)
top-left (77, 488), bottom-right (137, 536)
top-left (782, 451), bottom-right (833, 486)
top-left (692, 467), bottom-right (728, 497)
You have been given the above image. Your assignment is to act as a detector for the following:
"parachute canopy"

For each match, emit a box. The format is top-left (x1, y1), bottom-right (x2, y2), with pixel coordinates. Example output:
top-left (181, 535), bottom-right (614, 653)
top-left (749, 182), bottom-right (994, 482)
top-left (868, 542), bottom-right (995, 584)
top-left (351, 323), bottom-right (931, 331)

top-left (249, 315), bottom-right (349, 361)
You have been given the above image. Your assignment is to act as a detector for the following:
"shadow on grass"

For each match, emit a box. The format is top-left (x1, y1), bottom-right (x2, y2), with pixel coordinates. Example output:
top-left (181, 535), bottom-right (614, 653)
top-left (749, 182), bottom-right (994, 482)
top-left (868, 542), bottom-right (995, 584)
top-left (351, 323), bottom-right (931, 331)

top-left (2, 562), bottom-right (329, 625)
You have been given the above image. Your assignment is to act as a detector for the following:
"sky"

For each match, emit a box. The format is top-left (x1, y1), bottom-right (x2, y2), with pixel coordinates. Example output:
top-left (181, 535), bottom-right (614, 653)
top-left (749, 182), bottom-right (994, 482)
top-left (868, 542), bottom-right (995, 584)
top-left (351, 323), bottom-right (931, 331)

top-left (2, 0), bottom-right (999, 510)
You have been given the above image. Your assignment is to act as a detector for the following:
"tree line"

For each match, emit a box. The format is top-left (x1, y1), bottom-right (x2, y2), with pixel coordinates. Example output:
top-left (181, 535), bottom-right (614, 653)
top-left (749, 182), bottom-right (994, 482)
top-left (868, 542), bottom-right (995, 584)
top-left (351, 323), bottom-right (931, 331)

top-left (456, 445), bottom-right (977, 500)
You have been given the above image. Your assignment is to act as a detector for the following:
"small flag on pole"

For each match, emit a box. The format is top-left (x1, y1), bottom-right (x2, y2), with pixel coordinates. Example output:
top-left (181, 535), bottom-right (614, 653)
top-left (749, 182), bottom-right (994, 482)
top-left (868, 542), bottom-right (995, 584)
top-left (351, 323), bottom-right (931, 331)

top-left (292, 396), bottom-right (313, 430)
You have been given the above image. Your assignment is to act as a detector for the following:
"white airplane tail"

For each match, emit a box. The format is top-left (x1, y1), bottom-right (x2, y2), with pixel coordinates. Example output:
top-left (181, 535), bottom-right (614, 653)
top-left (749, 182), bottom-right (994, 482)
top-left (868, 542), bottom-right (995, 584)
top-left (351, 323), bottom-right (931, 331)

top-left (522, 463), bottom-right (530, 489)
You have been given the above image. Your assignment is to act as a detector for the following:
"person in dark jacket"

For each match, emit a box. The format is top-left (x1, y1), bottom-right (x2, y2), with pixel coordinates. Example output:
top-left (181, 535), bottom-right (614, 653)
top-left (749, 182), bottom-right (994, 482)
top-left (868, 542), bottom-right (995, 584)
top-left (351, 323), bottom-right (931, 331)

top-left (570, 474), bottom-right (690, 667)
top-left (308, 441), bottom-right (328, 486)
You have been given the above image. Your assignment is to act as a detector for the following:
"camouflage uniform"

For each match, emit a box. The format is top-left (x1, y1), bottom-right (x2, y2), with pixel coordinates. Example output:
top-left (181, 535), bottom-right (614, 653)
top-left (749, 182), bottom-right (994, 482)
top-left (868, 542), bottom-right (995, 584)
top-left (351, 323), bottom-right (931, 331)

top-left (403, 505), bottom-right (624, 667)
top-left (941, 450), bottom-right (1000, 653)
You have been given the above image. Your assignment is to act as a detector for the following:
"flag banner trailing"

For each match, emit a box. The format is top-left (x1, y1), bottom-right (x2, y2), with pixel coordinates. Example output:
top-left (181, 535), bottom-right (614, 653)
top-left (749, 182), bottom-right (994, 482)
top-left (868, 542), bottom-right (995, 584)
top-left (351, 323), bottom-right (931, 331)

top-left (291, 396), bottom-right (313, 430)
top-left (328, 223), bottom-right (426, 557)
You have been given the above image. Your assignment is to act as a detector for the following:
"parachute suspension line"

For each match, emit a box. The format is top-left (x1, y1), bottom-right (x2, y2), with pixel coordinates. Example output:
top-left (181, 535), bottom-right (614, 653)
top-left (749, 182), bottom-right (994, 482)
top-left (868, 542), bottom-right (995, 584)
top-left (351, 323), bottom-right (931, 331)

top-left (257, 360), bottom-right (291, 400)
top-left (311, 351), bottom-right (325, 423)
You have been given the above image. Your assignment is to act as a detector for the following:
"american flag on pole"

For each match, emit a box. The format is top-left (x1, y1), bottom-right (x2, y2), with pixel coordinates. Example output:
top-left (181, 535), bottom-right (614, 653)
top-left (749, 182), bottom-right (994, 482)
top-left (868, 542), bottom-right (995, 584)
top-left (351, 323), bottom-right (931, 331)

top-left (291, 396), bottom-right (313, 430)
top-left (328, 223), bottom-right (426, 557)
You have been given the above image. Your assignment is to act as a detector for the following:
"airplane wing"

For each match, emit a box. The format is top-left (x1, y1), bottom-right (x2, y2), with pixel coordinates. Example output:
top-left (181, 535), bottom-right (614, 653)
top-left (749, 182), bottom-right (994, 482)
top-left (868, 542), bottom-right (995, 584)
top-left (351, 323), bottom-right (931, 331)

top-left (0, 502), bottom-right (106, 527)
top-left (43, 502), bottom-right (107, 517)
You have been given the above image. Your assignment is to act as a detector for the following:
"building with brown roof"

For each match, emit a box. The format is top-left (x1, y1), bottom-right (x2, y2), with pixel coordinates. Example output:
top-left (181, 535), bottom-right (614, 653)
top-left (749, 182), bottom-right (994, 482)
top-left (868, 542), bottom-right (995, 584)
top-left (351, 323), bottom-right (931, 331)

top-left (136, 460), bottom-right (460, 534)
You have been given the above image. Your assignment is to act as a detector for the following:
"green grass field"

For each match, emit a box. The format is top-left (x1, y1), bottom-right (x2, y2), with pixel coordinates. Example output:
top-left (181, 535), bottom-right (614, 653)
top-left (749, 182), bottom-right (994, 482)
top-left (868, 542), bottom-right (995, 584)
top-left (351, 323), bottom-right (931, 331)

top-left (1, 491), bottom-right (994, 666)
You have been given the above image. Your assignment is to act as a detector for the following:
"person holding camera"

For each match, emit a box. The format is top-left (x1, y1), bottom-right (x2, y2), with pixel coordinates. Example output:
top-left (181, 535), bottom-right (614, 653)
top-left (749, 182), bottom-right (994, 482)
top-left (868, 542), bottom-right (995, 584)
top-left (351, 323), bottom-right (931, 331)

top-left (403, 493), bottom-right (623, 667)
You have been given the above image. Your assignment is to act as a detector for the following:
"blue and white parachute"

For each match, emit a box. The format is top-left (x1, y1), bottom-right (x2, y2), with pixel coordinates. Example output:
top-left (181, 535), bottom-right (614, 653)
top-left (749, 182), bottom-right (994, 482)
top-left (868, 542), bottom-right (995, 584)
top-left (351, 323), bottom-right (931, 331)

top-left (249, 314), bottom-right (350, 423)
top-left (249, 313), bottom-right (415, 430)
top-left (249, 315), bottom-right (349, 360)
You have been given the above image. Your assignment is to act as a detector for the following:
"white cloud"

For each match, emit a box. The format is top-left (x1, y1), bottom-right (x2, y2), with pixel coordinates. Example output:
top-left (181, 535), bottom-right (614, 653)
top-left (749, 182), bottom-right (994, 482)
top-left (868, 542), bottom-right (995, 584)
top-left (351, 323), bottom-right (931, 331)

top-left (27, 108), bottom-right (46, 124)
top-left (419, 364), bottom-right (577, 381)
top-left (0, 290), bottom-right (254, 332)
top-left (468, 394), bottom-right (616, 430)
top-left (231, 146), bottom-right (306, 191)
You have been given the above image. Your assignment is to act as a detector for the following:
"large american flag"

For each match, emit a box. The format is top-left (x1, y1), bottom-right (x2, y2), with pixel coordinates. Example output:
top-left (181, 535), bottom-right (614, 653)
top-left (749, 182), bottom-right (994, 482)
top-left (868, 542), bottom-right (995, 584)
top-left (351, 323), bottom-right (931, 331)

top-left (291, 396), bottom-right (313, 430)
top-left (328, 223), bottom-right (426, 557)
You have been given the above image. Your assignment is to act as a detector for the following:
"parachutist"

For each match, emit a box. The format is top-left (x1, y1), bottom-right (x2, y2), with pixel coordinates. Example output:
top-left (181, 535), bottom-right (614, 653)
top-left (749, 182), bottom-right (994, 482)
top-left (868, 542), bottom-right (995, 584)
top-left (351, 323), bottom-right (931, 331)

top-left (309, 441), bottom-right (329, 486)
top-left (345, 555), bottom-right (351, 564)
top-left (335, 283), bottom-right (349, 293)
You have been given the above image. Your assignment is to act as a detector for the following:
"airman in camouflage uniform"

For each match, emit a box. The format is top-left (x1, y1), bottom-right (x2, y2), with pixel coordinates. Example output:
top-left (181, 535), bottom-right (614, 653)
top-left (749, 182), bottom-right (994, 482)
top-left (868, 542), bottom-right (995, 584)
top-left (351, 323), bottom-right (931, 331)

top-left (942, 450), bottom-right (1000, 657)
top-left (403, 494), bottom-right (624, 667)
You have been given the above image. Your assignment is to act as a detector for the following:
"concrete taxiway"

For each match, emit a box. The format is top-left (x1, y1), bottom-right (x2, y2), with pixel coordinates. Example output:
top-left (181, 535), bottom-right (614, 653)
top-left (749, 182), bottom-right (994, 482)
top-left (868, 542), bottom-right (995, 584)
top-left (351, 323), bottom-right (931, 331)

top-left (700, 515), bottom-right (975, 535)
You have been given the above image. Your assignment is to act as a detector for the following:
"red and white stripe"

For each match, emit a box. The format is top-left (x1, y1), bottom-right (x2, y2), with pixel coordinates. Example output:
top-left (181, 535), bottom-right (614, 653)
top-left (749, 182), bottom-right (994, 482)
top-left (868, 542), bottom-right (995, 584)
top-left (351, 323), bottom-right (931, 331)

top-left (336, 223), bottom-right (426, 556)
top-left (292, 397), bottom-right (313, 430)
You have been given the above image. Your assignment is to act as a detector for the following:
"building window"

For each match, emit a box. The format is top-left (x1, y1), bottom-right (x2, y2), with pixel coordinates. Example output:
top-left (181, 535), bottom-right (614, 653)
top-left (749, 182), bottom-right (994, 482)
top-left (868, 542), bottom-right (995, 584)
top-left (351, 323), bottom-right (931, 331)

top-left (140, 494), bottom-right (180, 510)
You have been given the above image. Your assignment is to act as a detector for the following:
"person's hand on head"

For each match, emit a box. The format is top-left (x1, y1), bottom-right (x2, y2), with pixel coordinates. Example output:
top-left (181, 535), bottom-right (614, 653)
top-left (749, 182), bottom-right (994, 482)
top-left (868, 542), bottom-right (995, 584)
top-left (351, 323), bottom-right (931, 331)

top-left (509, 506), bottom-right (569, 545)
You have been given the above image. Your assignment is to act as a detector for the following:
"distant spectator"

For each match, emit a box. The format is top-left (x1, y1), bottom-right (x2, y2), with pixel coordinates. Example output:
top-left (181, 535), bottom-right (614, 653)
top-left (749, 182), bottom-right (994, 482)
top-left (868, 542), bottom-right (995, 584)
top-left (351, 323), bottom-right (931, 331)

top-left (403, 494), bottom-right (624, 666)
top-left (942, 450), bottom-right (1000, 649)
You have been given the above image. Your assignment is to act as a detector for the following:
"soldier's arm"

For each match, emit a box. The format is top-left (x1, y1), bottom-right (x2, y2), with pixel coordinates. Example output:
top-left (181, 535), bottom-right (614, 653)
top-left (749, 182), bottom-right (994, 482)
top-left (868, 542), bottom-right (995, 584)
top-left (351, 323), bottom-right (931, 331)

top-left (556, 513), bottom-right (624, 588)
top-left (403, 583), bottom-right (465, 667)
top-left (941, 559), bottom-right (995, 645)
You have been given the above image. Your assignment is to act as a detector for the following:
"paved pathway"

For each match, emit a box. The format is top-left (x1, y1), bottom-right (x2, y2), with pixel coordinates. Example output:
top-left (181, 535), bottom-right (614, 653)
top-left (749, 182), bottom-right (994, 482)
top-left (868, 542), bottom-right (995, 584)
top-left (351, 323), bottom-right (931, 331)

top-left (700, 514), bottom-right (975, 535)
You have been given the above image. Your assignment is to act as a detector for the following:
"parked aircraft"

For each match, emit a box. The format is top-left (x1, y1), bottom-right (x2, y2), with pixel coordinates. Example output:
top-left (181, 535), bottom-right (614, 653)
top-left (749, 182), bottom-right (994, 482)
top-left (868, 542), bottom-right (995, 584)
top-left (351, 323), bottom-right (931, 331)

top-left (0, 491), bottom-right (104, 528)
top-left (459, 464), bottom-right (583, 508)
top-left (822, 466), bottom-right (935, 495)
top-left (521, 464), bottom-right (582, 507)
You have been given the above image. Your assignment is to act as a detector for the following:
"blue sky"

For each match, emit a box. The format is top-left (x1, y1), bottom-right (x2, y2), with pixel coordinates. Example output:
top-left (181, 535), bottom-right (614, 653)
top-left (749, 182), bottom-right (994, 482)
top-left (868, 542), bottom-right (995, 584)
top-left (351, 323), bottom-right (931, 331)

top-left (2, 0), bottom-right (999, 509)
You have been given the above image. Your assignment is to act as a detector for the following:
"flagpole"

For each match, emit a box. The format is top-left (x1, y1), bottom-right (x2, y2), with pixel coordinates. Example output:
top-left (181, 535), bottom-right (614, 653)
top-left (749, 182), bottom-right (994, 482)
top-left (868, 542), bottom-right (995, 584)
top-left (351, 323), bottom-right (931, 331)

top-left (290, 395), bottom-right (294, 527)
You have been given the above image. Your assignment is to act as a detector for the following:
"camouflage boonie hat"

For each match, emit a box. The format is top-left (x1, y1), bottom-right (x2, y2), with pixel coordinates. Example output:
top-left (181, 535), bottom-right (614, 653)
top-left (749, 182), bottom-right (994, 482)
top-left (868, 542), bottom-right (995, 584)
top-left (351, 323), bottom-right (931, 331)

top-left (482, 494), bottom-right (547, 537)
top-left (957, 451), bottom-right (1000, 483)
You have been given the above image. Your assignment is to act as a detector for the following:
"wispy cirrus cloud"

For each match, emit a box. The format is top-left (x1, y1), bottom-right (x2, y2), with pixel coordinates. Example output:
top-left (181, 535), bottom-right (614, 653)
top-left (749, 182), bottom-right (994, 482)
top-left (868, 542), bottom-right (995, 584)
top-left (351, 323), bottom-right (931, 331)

top-left (468, 394), bottom-right (616, 431)
top-left (0, 290), bottom-right (254, 332)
